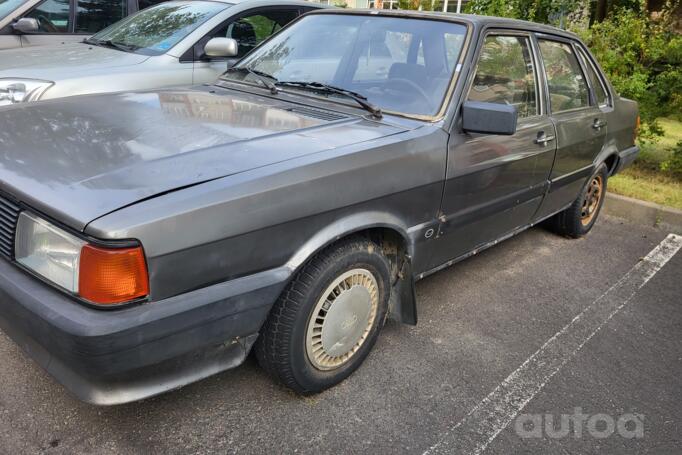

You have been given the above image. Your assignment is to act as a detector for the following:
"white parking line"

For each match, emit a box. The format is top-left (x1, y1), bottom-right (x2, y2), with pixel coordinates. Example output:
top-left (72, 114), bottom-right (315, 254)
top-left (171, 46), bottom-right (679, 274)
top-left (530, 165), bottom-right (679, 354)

top-left (424, 233), bottom-right (682, 455)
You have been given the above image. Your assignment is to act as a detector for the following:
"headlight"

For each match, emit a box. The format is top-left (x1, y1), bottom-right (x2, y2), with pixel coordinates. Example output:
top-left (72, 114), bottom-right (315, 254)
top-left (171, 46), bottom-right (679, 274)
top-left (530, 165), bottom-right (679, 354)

top-left (0, 79), bottom-right (53, 106)
top-left (15, 212), bottom-right (149, 306)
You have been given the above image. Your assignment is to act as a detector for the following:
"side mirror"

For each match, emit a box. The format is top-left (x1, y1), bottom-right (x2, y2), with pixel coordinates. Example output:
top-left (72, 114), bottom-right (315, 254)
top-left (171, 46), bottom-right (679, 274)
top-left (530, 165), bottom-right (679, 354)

top-left (12, 17), bottom-right (39, 34)
top-left (204, 37), bottom-right (238, 58)
top-left (462, 101), bottom-right (518, 135)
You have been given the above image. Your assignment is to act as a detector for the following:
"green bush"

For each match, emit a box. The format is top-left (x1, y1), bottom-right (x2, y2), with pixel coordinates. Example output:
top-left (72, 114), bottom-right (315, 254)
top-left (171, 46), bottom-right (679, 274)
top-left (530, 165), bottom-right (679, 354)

top-left (661, 141), bottom-right (682, 176)
top-left (464, 0), bottom-right (579, 24)
top-left (576, 5), bottom-right (682, 138)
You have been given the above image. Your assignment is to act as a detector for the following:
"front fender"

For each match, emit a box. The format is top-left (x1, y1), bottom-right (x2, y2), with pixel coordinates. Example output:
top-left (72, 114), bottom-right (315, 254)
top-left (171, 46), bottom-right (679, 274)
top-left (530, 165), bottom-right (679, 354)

top-left (284, 211), bottom-right (418, 325)
top-left (285, 211), bottom-right (412, 271)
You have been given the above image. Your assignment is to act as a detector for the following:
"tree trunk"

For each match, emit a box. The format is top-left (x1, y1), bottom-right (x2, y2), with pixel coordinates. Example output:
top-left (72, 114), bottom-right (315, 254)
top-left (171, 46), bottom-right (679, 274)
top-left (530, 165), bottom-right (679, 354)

top-left (594, 0), bottom-right (609, 23)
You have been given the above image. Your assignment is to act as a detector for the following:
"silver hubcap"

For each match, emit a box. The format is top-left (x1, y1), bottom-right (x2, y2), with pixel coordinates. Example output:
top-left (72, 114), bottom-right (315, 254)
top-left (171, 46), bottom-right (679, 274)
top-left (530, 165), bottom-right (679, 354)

top-left (306, 269), bottom-right (379, 371)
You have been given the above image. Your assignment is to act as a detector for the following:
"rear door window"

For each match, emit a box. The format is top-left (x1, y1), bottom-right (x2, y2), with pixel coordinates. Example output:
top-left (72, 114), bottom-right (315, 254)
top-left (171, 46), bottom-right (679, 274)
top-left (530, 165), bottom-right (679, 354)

top-left (576, 46), bottom-right (609, 107)
top-left (467, 34), bottom-right (539, 119)
top-left (23, 0), bottom-right (71, 33)
top-left (538, 39), bottom-right (590, 113)
top-left (75, 0), bottom-right (127, 34)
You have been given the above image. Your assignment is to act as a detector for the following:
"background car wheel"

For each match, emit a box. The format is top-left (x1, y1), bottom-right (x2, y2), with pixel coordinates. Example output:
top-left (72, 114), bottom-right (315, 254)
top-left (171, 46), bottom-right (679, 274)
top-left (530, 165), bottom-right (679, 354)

top-left (547, 163), bottom-right (609, 238)
top-left (255, 237), bottom-right (391, 394)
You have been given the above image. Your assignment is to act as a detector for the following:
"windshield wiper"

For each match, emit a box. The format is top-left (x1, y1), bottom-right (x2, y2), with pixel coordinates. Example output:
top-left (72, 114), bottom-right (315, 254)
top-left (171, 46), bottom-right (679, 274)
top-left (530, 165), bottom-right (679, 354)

top-left (83, 38), bottom-right (138, 53)
top-left (224, 67), bottom-right (279, 95)
top-left (276, 81), bottom-right (382, 118)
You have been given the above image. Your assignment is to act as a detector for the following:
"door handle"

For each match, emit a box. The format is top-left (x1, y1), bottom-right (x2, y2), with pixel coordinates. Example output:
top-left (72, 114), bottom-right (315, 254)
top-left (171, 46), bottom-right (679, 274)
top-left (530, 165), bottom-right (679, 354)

top-left (534, 133), bottom-right (556, 145)
top-left (592, 119), bottom-right (607, 130)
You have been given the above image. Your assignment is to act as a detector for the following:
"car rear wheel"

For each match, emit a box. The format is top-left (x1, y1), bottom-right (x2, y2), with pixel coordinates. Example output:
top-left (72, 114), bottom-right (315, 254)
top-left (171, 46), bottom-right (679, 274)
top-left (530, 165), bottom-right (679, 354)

top-left (255, 237), bottom-right (391, 394)
top-left (547, 163), bottom-right (608, 238)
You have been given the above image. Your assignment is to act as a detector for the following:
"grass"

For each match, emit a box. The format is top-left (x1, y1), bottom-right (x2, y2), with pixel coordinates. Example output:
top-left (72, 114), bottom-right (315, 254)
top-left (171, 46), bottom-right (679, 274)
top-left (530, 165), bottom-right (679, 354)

top-left (609, 166), bottom-right (682, 209)
top-left (609, 117), bottom-right (682, 210)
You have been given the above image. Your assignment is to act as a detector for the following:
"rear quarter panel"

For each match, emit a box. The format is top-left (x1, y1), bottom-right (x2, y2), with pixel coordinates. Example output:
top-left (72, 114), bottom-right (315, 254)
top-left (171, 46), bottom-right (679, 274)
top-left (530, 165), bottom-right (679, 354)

top-left (606, 96), bottom-right (638, 153)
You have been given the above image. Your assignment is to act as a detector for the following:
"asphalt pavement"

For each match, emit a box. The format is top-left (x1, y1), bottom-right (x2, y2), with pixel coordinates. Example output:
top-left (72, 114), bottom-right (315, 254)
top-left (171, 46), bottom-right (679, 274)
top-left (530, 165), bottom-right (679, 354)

top-left (0, 214), bottom-right (679, 454)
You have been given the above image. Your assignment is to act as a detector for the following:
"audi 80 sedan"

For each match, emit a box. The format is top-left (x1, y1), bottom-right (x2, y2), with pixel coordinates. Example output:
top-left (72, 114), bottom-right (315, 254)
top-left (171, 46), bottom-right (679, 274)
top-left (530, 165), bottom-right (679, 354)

top-left (0, 10), bottom-right (639, 404)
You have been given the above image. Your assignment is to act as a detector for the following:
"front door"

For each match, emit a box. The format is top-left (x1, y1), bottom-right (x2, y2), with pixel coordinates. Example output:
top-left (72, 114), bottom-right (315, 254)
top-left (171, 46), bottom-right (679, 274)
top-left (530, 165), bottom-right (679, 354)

top-left (0, 32), bottom-right (22, 49)
top-left (429, 32), bottom-right (556, 269)
top-left (533, 37), bottom-right (608, 220)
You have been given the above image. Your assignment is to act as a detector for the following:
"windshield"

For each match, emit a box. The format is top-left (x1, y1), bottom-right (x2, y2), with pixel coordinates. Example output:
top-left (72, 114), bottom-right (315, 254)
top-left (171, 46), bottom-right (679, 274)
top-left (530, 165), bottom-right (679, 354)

top-left (230, 14), bottom-right (468, 117)
top-left (89, 0), bottom-right (228, 56)
top-left (0, 0), bottom-right (27, 22)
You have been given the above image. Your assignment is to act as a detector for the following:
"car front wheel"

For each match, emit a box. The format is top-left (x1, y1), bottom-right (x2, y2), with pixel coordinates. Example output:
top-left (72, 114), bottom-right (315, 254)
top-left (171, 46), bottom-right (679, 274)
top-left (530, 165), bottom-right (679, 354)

top-left (255, 237), bottom-right (391, 394)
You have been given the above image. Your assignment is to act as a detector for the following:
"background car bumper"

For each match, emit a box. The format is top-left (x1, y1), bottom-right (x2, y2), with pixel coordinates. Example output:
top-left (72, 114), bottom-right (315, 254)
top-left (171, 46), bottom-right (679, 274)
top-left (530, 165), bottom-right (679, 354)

top-left (0, 259), bottom-right (289, 405)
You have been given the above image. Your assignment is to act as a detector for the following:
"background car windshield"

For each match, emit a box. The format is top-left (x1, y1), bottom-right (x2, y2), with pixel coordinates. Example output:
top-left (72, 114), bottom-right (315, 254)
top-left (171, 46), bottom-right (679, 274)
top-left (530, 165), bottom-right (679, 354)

top-left (0, 0), bottom-right (27, 21)
top-left (233, 15), bottom-right (467, 117)
top-left (90, 1), bottom-right (228, 56)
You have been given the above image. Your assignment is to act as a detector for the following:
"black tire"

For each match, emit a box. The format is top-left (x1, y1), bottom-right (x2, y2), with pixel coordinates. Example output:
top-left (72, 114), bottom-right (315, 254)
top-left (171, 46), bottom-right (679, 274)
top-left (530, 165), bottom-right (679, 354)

top-left (255, 237), bottom-right (391, 394)
top-left (547, 163), bottom-right (609, 238)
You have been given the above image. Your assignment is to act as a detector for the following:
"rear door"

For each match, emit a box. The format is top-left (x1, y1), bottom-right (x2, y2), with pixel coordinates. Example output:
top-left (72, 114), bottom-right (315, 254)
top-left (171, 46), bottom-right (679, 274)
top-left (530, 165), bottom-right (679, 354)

top-left (189, 7), bottom-right (302, 84)
top-left (429, 31), bottom-right (556, 269)
top-left (533, 35), bottom-right (608, 220)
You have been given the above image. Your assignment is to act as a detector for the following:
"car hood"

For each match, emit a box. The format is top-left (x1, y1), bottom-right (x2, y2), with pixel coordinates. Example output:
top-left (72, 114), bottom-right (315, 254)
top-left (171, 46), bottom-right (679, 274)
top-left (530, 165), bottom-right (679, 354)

top-left (0, 43), bottom-right (149, 79)
top-left (0, 86), bottom-right (408, 230)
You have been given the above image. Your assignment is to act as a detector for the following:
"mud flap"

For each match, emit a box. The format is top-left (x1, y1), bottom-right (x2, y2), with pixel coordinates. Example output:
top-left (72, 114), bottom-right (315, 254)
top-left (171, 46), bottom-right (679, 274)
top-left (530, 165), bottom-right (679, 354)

top-left (388, 255), bottom-right (417, 325)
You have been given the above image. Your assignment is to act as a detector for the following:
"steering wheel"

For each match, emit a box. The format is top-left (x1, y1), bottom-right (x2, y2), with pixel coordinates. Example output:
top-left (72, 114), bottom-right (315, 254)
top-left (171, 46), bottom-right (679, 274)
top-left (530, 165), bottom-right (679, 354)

top-left (385, 78), bottom-right (433, 111)
top-left (37, 15), bottom-right (58, 33)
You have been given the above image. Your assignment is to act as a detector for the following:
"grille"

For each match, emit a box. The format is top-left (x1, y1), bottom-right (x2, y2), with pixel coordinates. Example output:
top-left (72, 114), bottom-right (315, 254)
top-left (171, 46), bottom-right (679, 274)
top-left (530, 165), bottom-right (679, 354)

top-left (287, 106), bottom-right (348, 122)
top-left (0, 194), bottom-right (20, 259)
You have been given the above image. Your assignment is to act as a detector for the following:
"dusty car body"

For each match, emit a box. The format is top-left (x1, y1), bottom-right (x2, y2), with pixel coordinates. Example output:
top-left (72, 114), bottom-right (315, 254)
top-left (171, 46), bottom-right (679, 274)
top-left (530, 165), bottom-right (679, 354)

top-left (0, 0), bottom-right (323, 105)
top-left (0, 10), bottom-right (638, 404)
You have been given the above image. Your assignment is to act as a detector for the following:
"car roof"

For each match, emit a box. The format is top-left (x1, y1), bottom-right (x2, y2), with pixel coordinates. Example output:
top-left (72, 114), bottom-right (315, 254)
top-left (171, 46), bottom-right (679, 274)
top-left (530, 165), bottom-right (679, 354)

top-left (306, 9), bottom-right (579, 40)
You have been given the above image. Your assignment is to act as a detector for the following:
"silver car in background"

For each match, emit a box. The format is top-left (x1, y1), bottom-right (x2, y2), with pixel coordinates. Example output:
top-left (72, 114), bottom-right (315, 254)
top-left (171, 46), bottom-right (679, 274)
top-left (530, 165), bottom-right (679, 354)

top-left (0, 0), bottom-right (165, 50)
top-left (0, 0), bottom-right (323, 105)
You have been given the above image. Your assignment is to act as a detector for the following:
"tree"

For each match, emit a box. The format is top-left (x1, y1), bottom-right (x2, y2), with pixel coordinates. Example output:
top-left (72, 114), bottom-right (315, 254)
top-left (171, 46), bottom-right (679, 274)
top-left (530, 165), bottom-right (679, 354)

top-left (397, 0), bottom-right (439, 10)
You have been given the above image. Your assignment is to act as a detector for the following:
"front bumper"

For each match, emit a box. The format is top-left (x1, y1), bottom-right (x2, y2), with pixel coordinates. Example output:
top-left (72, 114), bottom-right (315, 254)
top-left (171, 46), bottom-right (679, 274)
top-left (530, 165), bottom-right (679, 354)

top-left (613, 145), bottom-right (640, 174)
top-left (0, 258), bottom-right (288, 405)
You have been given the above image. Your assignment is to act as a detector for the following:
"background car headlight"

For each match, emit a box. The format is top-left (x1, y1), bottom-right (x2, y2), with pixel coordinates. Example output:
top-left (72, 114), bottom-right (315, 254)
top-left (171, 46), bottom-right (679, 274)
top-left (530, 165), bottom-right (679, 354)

top-left (15, 212), bottom-right (149, 305)
top-left (0, 79), bottom-right (53, 106)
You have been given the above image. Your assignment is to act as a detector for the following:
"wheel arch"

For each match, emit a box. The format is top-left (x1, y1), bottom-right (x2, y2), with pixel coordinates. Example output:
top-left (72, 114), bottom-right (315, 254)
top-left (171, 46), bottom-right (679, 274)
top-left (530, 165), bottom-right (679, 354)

top-left (595, 143), bottom-right (620, 176)
top-left (284, 212), bottom-right (418, 325)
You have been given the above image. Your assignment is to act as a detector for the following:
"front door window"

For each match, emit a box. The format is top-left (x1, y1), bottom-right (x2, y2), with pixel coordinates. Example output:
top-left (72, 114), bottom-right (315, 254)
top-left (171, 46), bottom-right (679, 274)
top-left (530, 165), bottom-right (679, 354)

top-left (23, 0), bottom-right (70, 33)
top-left (467, 35), bottom-right (538, 119)
top-left (197, 9), bottom-right (300, 61)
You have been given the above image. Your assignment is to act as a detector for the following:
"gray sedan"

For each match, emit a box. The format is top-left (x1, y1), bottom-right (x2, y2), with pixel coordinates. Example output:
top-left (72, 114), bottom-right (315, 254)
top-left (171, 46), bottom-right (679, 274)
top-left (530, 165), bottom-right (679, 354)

top-left (0, 10), bottom-right (639, 405)
top-left (0, 0), bottom-right (322, 105)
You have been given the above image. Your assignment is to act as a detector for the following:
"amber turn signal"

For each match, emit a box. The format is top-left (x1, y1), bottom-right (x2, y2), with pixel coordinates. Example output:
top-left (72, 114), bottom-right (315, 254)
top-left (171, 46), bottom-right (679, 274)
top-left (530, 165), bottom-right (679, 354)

top-left (79, 244), bottom-right (149, 305)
